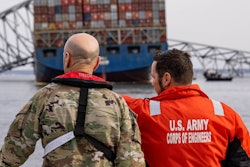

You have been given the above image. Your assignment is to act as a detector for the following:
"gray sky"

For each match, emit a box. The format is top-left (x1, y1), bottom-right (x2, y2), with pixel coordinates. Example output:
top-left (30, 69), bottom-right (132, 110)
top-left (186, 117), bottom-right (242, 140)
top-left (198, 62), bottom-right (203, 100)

top-left (1, 0), bottom-right (250, 51)
top-left (167, 0), bottom-right (250, 51)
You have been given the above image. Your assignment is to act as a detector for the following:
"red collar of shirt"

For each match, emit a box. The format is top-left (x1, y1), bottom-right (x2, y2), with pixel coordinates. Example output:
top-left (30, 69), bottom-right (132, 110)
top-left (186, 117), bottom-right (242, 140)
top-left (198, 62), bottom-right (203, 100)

top-left (56, 72), bottom-right (106, 82)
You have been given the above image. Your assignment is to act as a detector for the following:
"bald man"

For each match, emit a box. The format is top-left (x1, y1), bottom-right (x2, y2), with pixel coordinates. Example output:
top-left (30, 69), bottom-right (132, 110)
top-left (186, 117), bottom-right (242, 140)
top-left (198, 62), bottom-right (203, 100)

top-left (0, 33), bottom-right (145, 167)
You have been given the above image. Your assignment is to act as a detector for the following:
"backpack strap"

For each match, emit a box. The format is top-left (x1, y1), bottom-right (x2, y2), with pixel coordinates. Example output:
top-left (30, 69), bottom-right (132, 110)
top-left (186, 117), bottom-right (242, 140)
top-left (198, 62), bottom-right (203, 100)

top-left (43, 87), bottom-right (116, 163)
top-left (74, 87), bottom-right (88, 136)
top-left (74, 87), bottom-right (116, 163)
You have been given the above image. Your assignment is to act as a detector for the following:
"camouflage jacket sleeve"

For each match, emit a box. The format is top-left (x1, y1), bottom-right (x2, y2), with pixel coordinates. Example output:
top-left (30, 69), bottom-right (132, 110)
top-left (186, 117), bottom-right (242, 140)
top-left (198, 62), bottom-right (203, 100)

top-left (0, 85), bottom-right (51, 166)
top-left (112, 95), bottom-right (145, 167)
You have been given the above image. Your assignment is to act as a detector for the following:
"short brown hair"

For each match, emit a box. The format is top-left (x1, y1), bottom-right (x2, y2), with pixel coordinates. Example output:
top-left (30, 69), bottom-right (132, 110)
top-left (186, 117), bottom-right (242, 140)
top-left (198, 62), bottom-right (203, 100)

top-left (153, 48), bottom-right (193, 84)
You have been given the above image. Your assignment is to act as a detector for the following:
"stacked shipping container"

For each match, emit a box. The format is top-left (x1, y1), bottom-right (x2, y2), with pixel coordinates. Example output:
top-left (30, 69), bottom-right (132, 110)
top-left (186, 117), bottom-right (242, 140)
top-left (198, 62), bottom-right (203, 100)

top-left (34, 0), bottom-right (166, 47)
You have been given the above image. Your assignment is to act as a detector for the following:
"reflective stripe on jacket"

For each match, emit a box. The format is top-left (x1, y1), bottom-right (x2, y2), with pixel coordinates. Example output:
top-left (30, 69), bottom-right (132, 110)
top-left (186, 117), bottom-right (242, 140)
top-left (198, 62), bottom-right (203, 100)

top-left (123, 84), bottom-right (250, 167)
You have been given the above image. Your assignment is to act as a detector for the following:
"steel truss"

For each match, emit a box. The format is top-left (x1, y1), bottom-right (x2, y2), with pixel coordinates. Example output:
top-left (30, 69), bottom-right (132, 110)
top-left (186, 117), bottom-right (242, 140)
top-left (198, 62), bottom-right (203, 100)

top-left (168, 39), bottom-right (250, 77)
top-left (0, 0), bottom-right (33, 72)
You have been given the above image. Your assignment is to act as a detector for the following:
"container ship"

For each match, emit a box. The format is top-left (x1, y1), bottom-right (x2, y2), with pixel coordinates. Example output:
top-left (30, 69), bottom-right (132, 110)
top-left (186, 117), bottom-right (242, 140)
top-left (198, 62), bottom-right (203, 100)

top-left (33, 0), bottom-right (168, 83)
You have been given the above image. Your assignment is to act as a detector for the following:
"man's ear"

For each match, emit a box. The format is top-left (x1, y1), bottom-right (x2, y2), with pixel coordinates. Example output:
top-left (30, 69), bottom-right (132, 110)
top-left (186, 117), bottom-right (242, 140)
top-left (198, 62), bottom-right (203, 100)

top-left (93, 56), bottom-right (100, 71)
top-left (161, 72), bottom-right (171, 88)
top-left (64, 52), bottom-right (71, 68)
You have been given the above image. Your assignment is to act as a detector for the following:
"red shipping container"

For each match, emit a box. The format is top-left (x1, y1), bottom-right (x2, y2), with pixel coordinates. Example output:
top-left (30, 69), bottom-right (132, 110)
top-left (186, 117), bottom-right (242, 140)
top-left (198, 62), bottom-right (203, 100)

top-left (48, 7), bottom-right (55, 14)
top-left (146, 11), bottom-right (152, 19)
top-left (119, 4), bottom-right (125, 11)
top-left (34, 7), bottom-right (42, 14)
top-left (90, 5), bottom-right (97, 12)
top-left (83, 0), bottom-right (89, 4)
top-left (125, 20), bottom-right (132, 27)
top-left (84, 21), bottom-right (90, 28)
top-left (140, 19), bottom-right (146, 26)
top-left (97, 13), bottom-right (104, 20)
top-left (119, 12), bottom-right (125, 19)
top-left (159, 11), bottom-right (166, 19)
top-left (75, 0), bottom-right (82, 5)
top-left (125, 4), bottom-right (132, 11)
top-left (41, 14), bottom-right (48, 22)
top-left (34, 15), bottom-right (42, 23)
top-left (69, 22), bottom-right (76, 28)
top-left (160, 34), bottom-right (166, 42)
top-left (61, 0), bottom-right (69, 6)
top-left (69, 0), bottom-right (75, 5)
top-left (104, 4), bottom-right (110, 12)
top-left (132, 11), bottom-right (139, 19)
top-left (75, 6), bottom-right (82, 13)
top-left (145, 19), bottom-right (152, 26)
top-left (48, 15), bottom-right (55, 22)
top-left (145, 3), bottom-right (152, 10)
top-left (83, 5), bottom-right (90, 12)
top-left (91, 13), bottom-right (98, 20)
top-left (62, 6), bottom-right (68, 13)
top-left (76, 13), bottom-right (83, 21)
top-left (105, 20), bottom-right (111, 28)
top-left (131, 3), bottom-right (139, 11)
top-left (55, 22), bottom-right (63, 29)
top-left (97, 4), bottom-right (103, 12)
top-left (160, 18), bottom-right (166, 25)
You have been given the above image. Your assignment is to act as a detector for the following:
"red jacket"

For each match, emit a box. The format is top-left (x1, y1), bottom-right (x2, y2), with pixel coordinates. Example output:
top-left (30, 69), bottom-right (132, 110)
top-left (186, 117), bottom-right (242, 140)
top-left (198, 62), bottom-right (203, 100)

top-left (123, 84), bottom-right (250, 167)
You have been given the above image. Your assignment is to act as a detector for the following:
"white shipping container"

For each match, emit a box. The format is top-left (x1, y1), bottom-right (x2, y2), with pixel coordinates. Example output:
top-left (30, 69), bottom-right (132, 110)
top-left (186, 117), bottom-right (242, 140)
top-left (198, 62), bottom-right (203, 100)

top-left (119, 20), bottom-right (126, 27)
top-left (34, 0), bottom-right (41, 6)
top-left (34, 23), bottom-right (41, 29)
top-left (90, 21), bottom-right (98, 28)
top-left (55, 0), bottom-right (62, 6)
top-left (62, 21), bottom-right (69, 29)
top-left (48, 0), bottom-right (56, 7)
top-left (97, 20), bottom-right (105, 27)
top-left (118, 0), bottom-right (125, 3)
top-left (69, 14), bottom-right (76, 21)
top-left (110, 4), bottom-right (117, 12)
top-left (125, 0), bottom-right (132, 3)
top-left (76, 21), bottom-right (83, 28)
top-left (139, 11), bottom-right (145, 19)
top-left (90, 0), bottom-right (97, 4)
top-left (125, 12), bottom-right (132, 19)
top-left (41, 22), bottom-right (48, 29)
top-left (153, 19), bottom-right (160, 25)
top-left (41, 0), bottom-right (48, 6)
top-left (152, 11), bottom-right (159, 19)
top-left (55, 14), bottom-right (62, 22)
top-left (103, 0), bottom-right (110, 4)
top-left (62, 14), bottom-right (69, 21)
top-left (104, 12), bottom-right (111, 20)
top-left (110, 12), bottom-right (118, 20)
top-left (111, 20), bottom-right (118, 27)
top-left (68, 5), bottom-right (76, 13)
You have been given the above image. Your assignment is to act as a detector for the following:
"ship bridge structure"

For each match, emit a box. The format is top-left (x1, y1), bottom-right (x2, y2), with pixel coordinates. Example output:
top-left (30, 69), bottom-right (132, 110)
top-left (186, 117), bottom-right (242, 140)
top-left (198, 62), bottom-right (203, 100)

top-left (1, 0), bottom-right (250, 77)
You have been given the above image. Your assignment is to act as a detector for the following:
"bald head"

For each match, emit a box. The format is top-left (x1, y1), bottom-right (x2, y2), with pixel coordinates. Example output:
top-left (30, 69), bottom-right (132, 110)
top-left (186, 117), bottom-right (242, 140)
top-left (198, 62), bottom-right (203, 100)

top-left (63, 33), bottom-right (100, 73)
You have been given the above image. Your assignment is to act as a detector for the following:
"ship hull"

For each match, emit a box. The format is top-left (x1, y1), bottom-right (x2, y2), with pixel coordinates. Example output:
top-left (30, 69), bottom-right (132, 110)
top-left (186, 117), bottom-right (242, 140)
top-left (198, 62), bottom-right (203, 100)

top-left (35, 63), bottom-right (151, 84)
top-left (34, 43), bottom-right (168, 84)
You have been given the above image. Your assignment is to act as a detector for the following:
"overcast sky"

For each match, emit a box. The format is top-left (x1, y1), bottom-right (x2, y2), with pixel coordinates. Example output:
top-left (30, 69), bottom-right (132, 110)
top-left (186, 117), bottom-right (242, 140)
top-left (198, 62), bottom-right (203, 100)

top-left (0, 0), bottom-right (250, 51)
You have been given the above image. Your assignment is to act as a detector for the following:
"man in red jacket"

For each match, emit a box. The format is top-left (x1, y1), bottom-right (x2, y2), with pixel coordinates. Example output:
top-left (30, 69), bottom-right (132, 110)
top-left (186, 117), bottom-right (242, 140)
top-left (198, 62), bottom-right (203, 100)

top-left (123, 49), bottom-right (250, 167)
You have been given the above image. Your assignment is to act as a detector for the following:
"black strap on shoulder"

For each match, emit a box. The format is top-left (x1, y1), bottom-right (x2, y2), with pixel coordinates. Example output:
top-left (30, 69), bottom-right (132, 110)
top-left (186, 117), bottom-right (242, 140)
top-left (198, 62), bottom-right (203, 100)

top-left (74, 87), bottom-right (88, 136)
top-left (74, 87), bottom-right (116, 163)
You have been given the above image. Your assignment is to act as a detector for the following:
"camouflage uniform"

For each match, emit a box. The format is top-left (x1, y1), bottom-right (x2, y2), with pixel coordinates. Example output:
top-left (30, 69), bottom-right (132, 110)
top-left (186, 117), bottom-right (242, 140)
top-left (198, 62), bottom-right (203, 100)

top-left (0, 74), bottom-right (145, 167)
